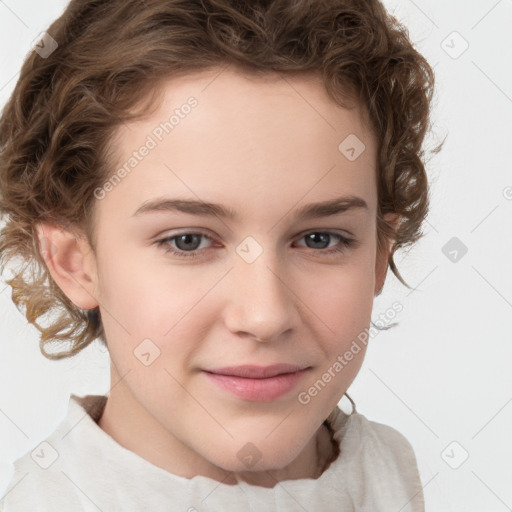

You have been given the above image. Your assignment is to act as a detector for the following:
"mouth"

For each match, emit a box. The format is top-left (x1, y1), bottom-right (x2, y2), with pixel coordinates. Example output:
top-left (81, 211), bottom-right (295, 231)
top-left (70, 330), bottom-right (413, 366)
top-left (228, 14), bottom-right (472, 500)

top-left (202, 364), bottom-right (311, 401)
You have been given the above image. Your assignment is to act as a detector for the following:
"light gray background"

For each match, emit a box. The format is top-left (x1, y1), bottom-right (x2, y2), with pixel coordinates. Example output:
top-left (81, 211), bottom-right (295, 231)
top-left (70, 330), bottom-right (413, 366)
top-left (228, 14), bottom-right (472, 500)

top-left (0, 1), bottom-right (511, 510)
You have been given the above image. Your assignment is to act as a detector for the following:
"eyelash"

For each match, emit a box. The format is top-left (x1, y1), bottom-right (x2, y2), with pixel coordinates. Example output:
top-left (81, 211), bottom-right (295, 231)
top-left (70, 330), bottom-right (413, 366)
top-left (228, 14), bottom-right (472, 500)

top-left (155, 231), bottom-right (356, 259)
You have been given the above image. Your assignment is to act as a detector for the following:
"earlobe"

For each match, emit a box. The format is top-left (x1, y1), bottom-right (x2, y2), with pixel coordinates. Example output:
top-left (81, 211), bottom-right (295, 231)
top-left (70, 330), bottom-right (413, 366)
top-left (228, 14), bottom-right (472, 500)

top-left (36, 223), bottom-right (99, 310)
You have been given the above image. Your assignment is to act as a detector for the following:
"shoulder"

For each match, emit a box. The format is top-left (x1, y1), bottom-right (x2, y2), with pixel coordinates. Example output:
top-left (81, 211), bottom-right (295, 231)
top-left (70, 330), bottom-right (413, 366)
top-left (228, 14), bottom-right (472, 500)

top-left (350, 411), bottom-right (421, 475)
top-left (0, 394), bottom-right (106, 511)
top-left (329, 406), bottom-right (419, 467)
top-left (358, 413), bottom-right (418, 461)
top-left (327, 407), bottom-right (425, 511)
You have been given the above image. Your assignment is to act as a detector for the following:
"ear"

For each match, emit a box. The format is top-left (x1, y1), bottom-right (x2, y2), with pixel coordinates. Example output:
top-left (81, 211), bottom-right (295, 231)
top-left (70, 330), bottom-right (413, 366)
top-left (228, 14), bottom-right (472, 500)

top-left (36, 223), bottom-right (99, 310)
top-left (374, 213), bottom-right (401, 296)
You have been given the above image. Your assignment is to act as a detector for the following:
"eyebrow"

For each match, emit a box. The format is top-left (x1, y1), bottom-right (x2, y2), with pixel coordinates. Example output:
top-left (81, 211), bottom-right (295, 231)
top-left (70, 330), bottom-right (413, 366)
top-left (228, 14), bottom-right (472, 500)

top-left (132, 195), bottom-right (368, 220)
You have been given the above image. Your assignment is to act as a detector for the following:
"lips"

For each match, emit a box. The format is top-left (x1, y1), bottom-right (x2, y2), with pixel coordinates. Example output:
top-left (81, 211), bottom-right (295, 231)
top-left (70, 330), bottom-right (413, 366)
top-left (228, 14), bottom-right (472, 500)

top-left (203, 364), bottom-right (309, 379)
top-left (202, 364), bottom-right (310, 401)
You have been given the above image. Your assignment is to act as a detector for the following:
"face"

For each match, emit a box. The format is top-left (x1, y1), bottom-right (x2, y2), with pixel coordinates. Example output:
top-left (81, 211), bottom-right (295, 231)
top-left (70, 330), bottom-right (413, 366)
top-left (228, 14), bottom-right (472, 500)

top-left (77, 66), bottom-right (391, 478)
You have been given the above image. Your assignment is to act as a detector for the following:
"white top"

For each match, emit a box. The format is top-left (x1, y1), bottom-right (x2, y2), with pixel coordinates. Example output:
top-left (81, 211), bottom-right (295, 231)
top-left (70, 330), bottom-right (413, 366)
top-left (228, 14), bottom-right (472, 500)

top-left (0, 394), bottom-right (425, 511)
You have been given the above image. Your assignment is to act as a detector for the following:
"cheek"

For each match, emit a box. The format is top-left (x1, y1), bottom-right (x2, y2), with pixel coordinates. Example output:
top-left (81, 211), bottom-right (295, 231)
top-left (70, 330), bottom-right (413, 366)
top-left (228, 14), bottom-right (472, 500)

top-left (95, 246), bottom-right (218, 362)
top-left (95, 237), bottom-right (194, 325)
top-left (301, 256), bottom-right (376, 329)
top-left (298, 257), bottom-right (375, 380)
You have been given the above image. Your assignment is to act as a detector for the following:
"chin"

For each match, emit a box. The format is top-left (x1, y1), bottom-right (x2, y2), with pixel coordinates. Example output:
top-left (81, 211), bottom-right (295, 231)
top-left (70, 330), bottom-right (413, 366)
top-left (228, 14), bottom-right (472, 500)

top-left (206, 437), bottom-right (305, 475)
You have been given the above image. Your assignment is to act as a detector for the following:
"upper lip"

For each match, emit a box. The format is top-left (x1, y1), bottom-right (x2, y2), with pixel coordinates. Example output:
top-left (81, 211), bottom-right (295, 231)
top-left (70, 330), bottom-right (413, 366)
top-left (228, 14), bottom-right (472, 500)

top-left (204, 364), bottom-right (309, 379)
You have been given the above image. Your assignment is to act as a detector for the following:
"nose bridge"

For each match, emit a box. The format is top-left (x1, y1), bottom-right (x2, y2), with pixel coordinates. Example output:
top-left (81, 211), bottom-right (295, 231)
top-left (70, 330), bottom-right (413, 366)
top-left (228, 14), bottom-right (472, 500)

top-left (224, 244), bottom-right (297, 341)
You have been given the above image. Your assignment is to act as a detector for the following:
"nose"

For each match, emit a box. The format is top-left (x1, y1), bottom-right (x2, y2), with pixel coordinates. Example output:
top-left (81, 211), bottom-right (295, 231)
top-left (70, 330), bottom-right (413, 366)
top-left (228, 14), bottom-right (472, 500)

top-left (223, 250), bottom-right (299, 342)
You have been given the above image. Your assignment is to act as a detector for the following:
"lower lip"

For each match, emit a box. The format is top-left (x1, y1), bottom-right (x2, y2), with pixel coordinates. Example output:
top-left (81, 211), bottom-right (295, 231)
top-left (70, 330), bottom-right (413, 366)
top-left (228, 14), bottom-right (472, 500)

top-left (203, 369), bottom-right (309, 402)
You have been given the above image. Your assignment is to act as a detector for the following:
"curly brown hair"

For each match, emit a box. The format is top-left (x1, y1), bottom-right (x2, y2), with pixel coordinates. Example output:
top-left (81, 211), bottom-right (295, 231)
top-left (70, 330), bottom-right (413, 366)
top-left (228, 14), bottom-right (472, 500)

top-left (0, 0), bottom-right (438, 360)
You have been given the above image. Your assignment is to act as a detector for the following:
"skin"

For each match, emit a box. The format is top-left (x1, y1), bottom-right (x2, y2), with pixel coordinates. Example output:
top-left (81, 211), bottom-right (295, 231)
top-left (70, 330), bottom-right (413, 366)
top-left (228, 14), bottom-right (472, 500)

top-left (38, 64), bottom-right (398, 488)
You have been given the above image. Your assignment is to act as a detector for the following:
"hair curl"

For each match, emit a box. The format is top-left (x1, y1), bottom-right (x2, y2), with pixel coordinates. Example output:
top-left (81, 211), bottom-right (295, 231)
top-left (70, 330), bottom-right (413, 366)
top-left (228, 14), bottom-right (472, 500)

top-left (0, 0), bottom-right (438, 359)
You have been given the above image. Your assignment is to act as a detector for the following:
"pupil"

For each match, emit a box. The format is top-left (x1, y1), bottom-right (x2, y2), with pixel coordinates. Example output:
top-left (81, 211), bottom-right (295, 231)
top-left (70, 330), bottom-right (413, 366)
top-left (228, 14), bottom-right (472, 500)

top-left (307, 233), bottom-right (329, 249)
top-left (177, 234), bottom-right (200, 251)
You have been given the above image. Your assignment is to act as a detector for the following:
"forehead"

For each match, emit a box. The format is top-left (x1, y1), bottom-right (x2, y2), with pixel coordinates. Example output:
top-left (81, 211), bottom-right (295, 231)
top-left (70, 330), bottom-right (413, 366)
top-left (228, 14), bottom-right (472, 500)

top-left (101, 66), bottom-right (378, 223)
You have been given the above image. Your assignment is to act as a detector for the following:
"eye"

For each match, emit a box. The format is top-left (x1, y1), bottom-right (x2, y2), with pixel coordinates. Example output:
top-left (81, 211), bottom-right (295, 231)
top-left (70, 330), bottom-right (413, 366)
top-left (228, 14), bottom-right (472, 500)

top-left (294, 231), bottom-right (355, 256)
top-left (155, 230), bottom-right (356, 260)
top-left (155, 232), bottom-right (213, 259)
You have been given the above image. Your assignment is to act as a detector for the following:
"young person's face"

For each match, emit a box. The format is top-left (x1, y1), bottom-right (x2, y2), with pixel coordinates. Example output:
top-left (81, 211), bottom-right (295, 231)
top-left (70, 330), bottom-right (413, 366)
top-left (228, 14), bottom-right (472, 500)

top-left (76, 66), bottom-right (393, 481)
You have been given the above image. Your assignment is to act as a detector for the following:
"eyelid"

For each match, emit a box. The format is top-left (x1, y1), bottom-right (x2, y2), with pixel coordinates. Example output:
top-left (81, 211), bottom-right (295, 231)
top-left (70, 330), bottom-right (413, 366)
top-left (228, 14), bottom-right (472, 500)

top-left (295, 227), bottom-right (354, 240)
top-left (155, 228), bottom-right (352, 246)
top-left (151, 226), bottom-right (214, 240)
top-left (154, 227), bottom-right (354, 241)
